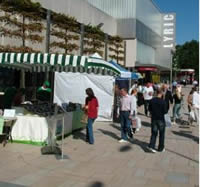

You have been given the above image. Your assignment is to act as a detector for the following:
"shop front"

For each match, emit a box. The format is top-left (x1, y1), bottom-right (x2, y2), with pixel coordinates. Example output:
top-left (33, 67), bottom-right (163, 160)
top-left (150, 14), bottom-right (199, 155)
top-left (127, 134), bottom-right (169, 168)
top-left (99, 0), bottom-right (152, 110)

top-left (136, 66), bottom-right (158, 83)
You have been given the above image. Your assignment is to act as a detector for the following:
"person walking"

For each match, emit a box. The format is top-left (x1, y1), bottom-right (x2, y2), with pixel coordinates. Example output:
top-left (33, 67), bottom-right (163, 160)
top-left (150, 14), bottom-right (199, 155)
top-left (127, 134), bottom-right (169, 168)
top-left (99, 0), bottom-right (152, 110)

top-left (137, 83), bottom-right (144, 107)
top-left (143, 82), bottom-right (154, 116)
top-left (148, 89), bottom-right (167, 153)
top-left (113, 84), bottom-right (121, 123)
top-left (192, 86), bottom-right (199, 125)
top-left (84, 88), bottom-right (99, 144)
top-left (117, 88), bottom-right (133, 143)
top-left (130, 88), bottom-right (138, 133)
top-left (162, 84), bottom-right (173, 113)
top-left (172, 86), bottom-right (183, 125)
top-left (187, 87), bottom-right (195, 113)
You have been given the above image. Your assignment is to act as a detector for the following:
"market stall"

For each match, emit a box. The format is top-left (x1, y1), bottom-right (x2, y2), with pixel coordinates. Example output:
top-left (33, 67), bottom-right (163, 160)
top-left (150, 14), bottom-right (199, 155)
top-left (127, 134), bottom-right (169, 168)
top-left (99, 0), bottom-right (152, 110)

top-left (0, 52), bottom-right (121, 145)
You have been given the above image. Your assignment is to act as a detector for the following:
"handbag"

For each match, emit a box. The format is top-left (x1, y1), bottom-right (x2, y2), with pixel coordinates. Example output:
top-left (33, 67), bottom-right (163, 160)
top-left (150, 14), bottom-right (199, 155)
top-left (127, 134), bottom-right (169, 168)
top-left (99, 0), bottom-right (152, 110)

top-left (80, 113), bottom-right (88, 124)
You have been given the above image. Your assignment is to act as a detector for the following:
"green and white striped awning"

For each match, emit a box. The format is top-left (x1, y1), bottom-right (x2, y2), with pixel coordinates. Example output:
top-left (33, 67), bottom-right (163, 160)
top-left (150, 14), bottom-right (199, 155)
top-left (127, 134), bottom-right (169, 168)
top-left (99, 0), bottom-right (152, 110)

top-left (0, 52), bottom-right (120, 76)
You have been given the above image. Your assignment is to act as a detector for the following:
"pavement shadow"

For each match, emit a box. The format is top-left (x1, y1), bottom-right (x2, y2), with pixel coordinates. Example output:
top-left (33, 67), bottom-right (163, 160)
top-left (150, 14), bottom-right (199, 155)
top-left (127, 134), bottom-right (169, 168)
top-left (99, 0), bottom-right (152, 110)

top-left (133, 138), bottom-right (152, 153)
top-left (137, 112), bottom-right (146, 116)
top-left (176, 119), bottom-right (189, 126)
top-left (172, 130), bottom-right (199, 144)
top-left (142, 121), bottom-right (151, 128)
top-left (55, 154), bottom-right (70, 160)
top-left (178, 125), bottom-right (190, 129)
top-left (88, 181), bottom-right (104, 187)
top-left (0, 182), bottom-right (26, 187)
top-left (110, 123), bottom-right (121, 131)
top-left (166, 148), bottom-right (199, 163)
top-left (72, 130), bottom-right (86, 142)
top-left (98, 129), bottom-right (121, 141)
top-left (119, 145), bottom-right (132, 152)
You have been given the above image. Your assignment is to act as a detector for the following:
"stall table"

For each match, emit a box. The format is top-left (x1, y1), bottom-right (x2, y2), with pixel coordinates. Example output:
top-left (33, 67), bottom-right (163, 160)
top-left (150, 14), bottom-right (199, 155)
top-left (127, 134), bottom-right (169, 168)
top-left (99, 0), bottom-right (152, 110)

top-left (11, 109), bottom-right (84, 145)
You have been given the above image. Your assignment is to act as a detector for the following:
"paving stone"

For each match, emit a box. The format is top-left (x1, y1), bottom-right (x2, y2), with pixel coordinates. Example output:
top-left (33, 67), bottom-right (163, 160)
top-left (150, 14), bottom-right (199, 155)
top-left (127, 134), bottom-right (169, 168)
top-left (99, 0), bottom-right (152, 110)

top-left (165, 172), bottom-right (190, 184)
top-left (0, 86), bottom-right (198, 187)
top-left (134, 168), bottom-right (145, 177)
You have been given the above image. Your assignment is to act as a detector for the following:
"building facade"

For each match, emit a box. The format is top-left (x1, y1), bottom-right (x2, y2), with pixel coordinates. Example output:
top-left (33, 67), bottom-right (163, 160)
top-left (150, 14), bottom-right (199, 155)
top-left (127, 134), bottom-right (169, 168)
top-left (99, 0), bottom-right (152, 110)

top-left (1, 0), bottom-right (175, 82)
top-left (33, 0), bottom-right (176, 82)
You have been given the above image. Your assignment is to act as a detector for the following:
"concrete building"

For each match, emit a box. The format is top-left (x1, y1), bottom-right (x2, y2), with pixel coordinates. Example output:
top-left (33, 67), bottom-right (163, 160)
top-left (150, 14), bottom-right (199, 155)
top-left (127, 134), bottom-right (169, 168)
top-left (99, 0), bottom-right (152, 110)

top-left (33, 0), bottom-right (176, 82)
top-left (0, 0), bottom-right (175, 82)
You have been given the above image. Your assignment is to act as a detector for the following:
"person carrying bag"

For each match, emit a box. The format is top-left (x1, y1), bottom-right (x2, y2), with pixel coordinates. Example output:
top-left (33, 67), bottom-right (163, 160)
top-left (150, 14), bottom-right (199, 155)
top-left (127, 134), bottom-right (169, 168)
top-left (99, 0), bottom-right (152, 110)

top-left (130, 88), bottom-right (141, 133)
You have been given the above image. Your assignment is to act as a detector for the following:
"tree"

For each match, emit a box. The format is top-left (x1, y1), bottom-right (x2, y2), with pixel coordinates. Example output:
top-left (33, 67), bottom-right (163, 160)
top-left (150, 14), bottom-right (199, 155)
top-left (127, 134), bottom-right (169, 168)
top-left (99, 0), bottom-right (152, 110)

top-left (83, 25), bottom-right (104, 56)
top-left (0, 0), bottom-right (44, 52)
top-left (109, 36), bottom-right (124, 64)
top-left (50, 13), bottom-right (79, 54)
top-left (173, 40), bottom-right (199, 80)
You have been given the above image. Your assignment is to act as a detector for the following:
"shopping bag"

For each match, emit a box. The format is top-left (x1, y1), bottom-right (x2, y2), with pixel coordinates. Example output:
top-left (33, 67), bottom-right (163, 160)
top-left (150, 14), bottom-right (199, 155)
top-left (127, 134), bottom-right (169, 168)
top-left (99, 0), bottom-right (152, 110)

top-left (131, 118), bottom-right (137, 128)
top-left (164, 114), bottom-right (171, 127)
top-left (131, 116), bottom-right (141, 129)
top-left (80, 113), bottom-right (88, 124)
top-left (136, 117), bottom-right (142, 129)
top-left (189, 110), bottom-right (195, 121)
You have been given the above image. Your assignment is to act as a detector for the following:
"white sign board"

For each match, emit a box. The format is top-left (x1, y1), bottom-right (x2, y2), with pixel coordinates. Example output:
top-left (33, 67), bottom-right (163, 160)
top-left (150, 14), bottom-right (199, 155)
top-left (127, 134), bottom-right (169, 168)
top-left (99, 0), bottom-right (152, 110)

top-left (3, 109), bottom-right (16, 118)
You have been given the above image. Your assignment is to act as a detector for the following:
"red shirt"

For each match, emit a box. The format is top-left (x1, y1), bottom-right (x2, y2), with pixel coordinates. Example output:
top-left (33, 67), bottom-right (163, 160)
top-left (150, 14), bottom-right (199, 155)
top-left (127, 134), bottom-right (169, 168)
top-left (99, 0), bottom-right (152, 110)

top-left (86, 97), bottom-right (99, 119)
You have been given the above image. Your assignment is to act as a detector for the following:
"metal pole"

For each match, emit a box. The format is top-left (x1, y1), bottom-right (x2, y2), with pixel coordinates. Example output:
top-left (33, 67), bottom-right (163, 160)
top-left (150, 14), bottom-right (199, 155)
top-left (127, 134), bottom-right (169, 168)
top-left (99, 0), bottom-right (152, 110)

top-left (46, 9), bottom-right (51, 53)
top-left (80, 24), bottom-right (84, 56)
top-left (124, 40), bottom-right (126, 67)
top-left (61, 115), bottom-right (64, 160)
top-left (45, 10), bottom-right (51, 82)
top-left (104, 34), bottom-right (108, 61)
top-left (20, 69), bottom-right (25, 88)
top-left (170, 50), bottom-right (173, 85)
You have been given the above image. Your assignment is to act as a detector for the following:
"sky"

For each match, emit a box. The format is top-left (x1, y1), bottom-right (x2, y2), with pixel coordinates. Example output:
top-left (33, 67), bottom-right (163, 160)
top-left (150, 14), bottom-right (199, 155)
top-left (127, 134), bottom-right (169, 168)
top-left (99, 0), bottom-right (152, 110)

top-left (153, 0), bottom-right (199, 45)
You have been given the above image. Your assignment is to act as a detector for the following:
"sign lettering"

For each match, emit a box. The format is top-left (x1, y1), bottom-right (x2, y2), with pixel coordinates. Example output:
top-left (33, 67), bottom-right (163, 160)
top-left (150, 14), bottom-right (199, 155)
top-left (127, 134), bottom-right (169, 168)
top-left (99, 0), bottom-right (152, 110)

top-left (162, 13), bottom-right (176, 49)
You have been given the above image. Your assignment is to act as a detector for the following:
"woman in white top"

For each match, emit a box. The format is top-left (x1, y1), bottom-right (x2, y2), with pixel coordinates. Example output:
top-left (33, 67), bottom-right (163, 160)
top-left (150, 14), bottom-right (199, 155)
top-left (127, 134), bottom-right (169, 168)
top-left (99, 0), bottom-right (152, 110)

top-left (131, 88), bottom-right (138, 133)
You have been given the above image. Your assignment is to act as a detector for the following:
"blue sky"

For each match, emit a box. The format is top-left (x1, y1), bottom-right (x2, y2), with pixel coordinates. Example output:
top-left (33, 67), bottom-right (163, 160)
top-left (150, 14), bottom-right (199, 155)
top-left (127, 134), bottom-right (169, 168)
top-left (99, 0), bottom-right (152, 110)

top-left (154, 0), bottom-right (199, 45)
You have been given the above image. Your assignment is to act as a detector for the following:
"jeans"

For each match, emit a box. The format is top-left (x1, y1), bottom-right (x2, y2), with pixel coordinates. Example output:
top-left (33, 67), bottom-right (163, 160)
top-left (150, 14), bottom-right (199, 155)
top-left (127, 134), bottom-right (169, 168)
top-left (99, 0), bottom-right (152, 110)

top-left (86, 118), bottom-right (96, 144)
top-left (149, 120), bottom-right (165, 151)
top-left (120, 111), bottom-right (132, 140)
top-left (144, 100), bottom-right (151, 116)
top-left (173, 104), bottom-right (181, 121)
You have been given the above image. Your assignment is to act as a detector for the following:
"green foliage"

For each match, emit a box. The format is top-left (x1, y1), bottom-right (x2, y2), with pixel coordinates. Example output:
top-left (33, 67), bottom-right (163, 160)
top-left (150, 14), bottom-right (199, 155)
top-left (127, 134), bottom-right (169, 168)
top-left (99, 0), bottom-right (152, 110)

top-left (50, 13), bottom-right (80, 54)
top-left (173, 40), bottom-right (199, 80)
top-left (0, 0), bottom-right (44, 52)
top-left (83, 25), bottom-right (104, 56)
top-left (109, 35), bottom-right (124, 63)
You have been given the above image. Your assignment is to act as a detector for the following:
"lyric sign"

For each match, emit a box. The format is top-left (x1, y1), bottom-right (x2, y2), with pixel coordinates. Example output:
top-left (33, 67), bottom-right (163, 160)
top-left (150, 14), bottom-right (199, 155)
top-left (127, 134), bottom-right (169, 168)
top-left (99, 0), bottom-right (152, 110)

top-left (162, 13), bottom-right (176, 48)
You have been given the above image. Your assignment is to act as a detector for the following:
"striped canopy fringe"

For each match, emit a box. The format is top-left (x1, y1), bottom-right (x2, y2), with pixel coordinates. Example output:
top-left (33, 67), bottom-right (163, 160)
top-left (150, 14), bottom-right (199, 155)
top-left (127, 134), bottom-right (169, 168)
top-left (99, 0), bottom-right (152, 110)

top-left (0, 53), bottom-right (120, 76)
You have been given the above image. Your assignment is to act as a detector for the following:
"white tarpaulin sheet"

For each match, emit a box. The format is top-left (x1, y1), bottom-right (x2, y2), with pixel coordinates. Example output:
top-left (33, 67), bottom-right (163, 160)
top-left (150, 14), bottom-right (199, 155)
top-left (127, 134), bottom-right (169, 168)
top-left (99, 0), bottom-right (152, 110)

top-left (54, 72), bottom-right (115, 121)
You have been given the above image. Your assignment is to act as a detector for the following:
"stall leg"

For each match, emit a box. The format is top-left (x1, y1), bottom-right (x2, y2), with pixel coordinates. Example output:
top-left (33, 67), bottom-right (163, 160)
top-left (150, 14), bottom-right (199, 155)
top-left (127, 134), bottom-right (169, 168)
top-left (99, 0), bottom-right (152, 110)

top-left (61, 116), bottom-right (64, 160)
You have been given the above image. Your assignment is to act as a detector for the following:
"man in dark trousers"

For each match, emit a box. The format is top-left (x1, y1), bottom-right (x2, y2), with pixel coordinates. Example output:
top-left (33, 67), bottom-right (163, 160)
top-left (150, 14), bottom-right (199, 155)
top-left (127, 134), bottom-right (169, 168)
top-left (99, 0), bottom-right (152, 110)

top-left (162, 83), bottom-right (173, 113)
top-left (117, 88), bottom-right (133, 143)
top-left (148, 89), bottom-right (167, 153)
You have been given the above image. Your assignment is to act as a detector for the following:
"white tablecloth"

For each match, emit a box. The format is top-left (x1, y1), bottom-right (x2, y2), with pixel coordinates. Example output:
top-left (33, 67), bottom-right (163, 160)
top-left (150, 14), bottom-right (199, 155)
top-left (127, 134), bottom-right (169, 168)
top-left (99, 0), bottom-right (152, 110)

top-left (11, 112), bottom-right (73, 144)
top-left (12, 115), bottom-right (48, 143)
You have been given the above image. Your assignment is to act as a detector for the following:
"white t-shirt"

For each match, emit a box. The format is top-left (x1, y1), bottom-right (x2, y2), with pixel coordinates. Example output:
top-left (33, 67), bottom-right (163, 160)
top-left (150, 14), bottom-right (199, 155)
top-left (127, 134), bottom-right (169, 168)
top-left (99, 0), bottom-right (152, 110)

top-left (192, 91), bottom-right (199, 109)
top-left (128, 84), bottom-right (137, 95)
top-left (193, 80), bottom-right (198, 86)
top-left (143, 86), bottom-right (154, 100)
top-left (131, 95), bottom-right (137, 115)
